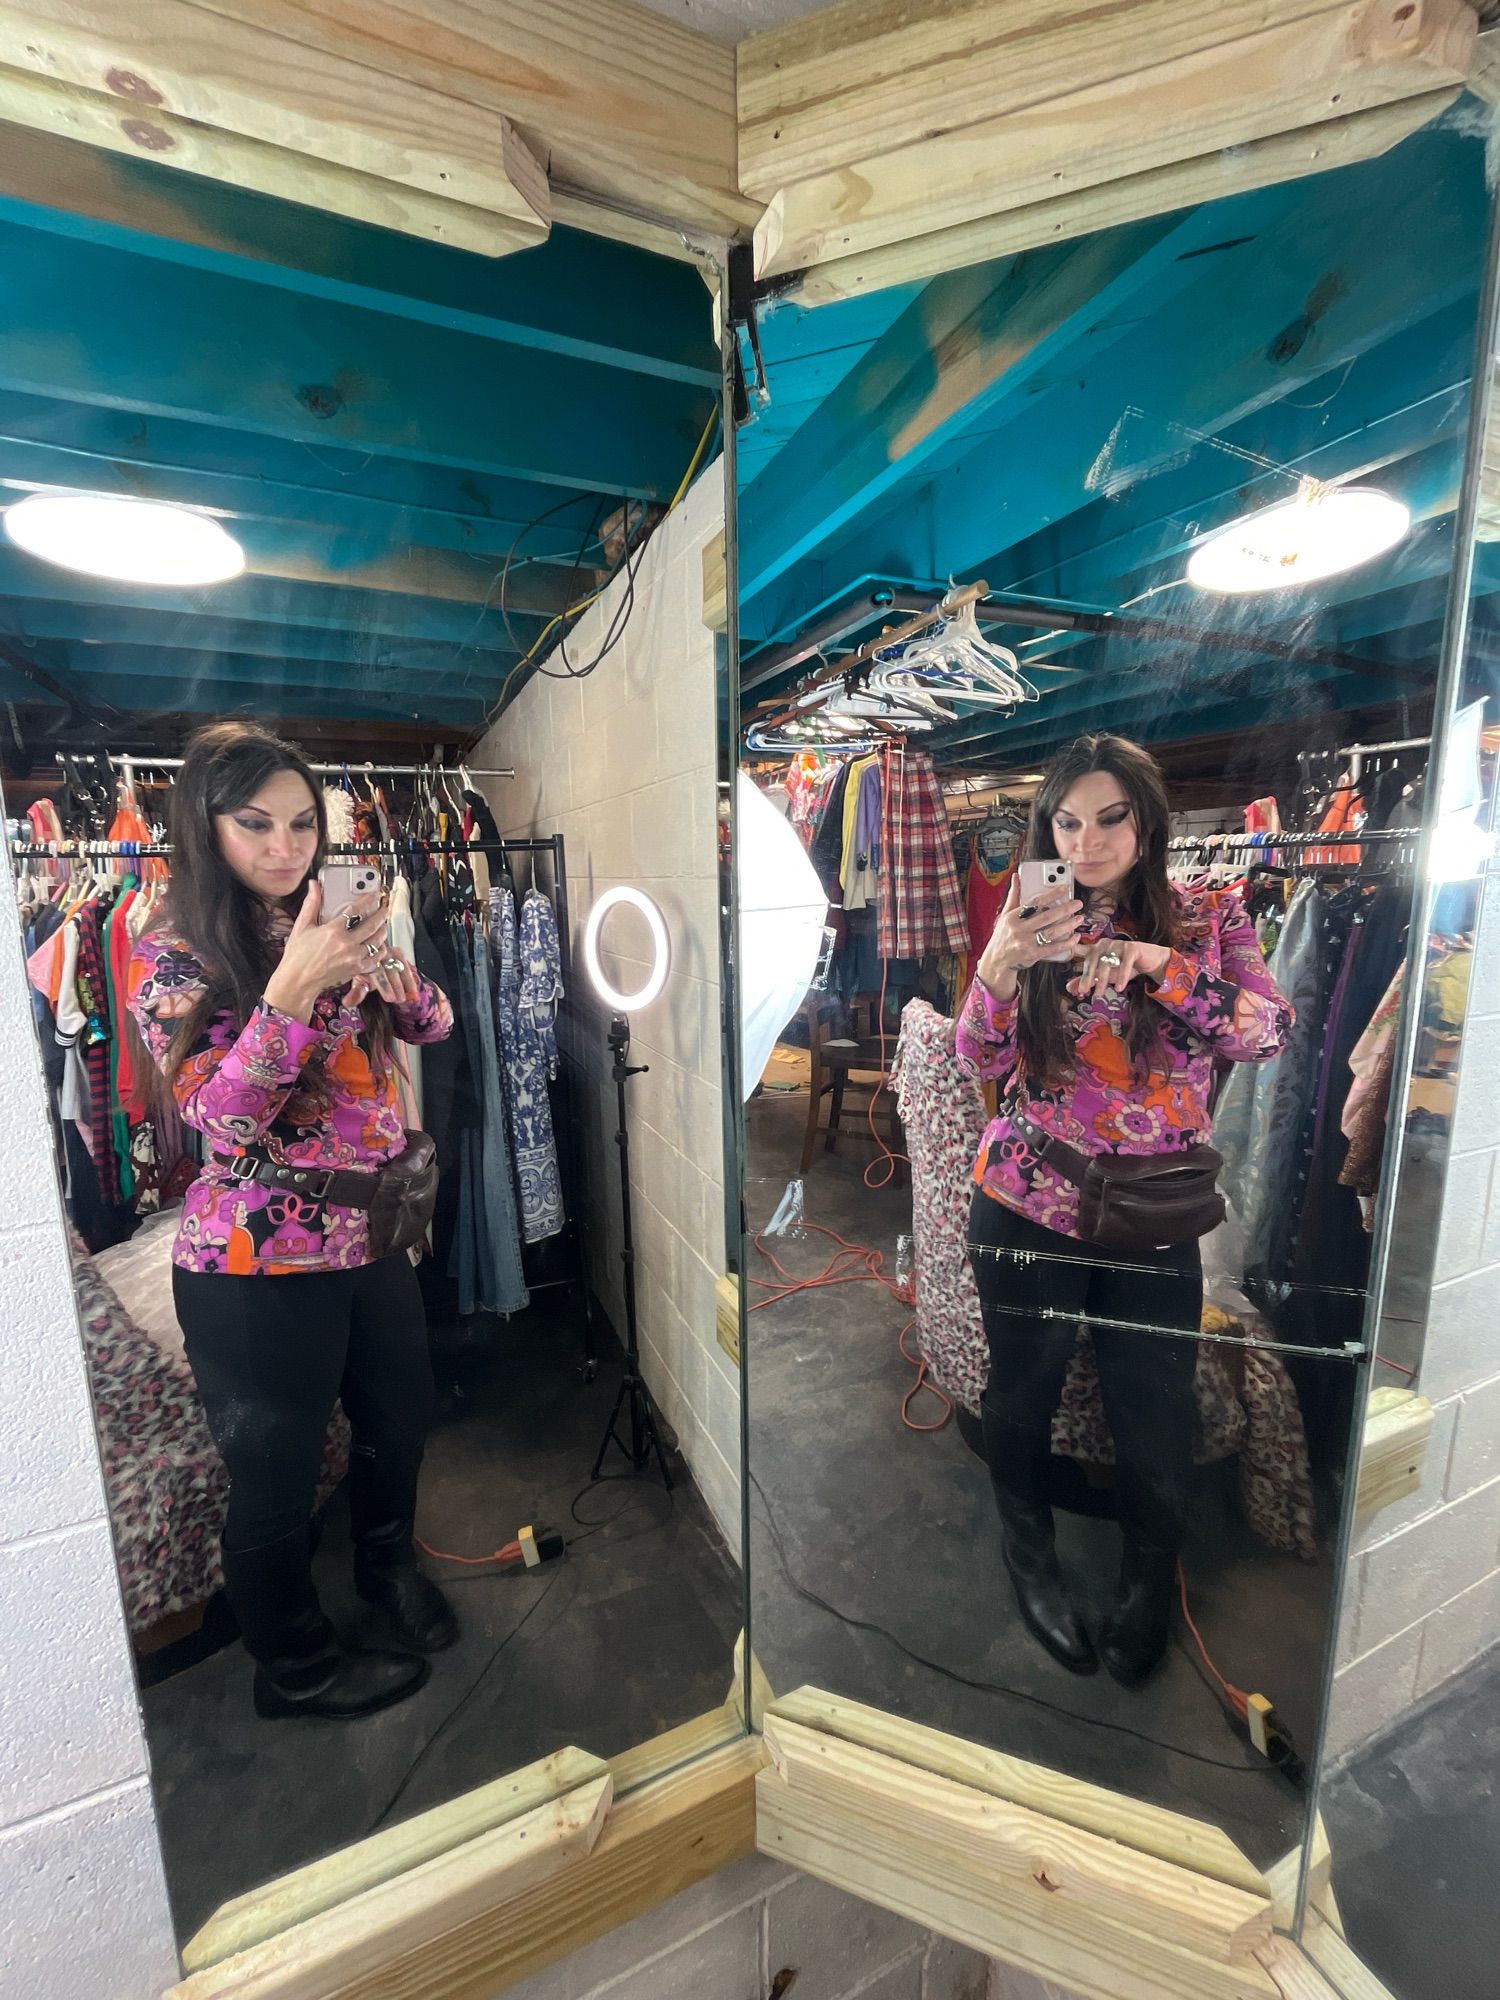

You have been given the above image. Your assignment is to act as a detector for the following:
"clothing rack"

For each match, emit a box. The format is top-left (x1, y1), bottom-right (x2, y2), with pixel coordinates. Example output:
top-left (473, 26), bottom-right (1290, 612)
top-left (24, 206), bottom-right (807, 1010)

top-left (55, 752), bottom-right (516, 782)
top-left (1296, 734), bottom-right (1430, 785)
top-left (12, 827), bottom-right (598, 1375)
top-left (752, 580), bottom-right (989, 730)
top-left (1166, 829), bottom-right (1412, 851)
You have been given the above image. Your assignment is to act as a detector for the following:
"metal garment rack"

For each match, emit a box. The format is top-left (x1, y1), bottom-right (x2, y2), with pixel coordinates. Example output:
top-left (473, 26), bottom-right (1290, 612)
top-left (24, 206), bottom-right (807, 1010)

top-left (10, 826), bottom-right (597, 1374)
top-left (55, 752), bottom-right (517, 783)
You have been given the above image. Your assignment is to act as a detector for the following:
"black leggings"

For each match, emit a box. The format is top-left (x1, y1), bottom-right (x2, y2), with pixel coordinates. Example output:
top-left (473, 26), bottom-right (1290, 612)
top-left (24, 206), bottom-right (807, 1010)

top-left (966, 1191), bottom-right (1200, 1552)
top-left (173, 1255), bottom-right (435, 1553)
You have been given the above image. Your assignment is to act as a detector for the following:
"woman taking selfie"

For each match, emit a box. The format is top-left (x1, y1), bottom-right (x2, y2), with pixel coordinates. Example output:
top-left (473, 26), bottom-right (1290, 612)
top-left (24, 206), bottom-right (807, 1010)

top-left (129, 722), bottom-right (456, 1721)
top-left (957, 734), bottom-right (1291, 1687)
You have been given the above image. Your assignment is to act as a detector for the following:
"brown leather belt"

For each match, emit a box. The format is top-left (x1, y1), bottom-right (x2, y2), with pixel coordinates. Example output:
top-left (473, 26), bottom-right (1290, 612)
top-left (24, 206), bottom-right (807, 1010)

top-left (217, 1149), bottom-right (382, 1209)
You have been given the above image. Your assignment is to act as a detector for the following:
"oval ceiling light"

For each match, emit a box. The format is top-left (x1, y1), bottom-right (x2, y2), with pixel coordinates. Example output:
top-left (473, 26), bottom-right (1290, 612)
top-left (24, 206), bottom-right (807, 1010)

top-left (4, 492), bottom-right (246, 586)
top-left (1187, 482), bottom-right (1410, 595)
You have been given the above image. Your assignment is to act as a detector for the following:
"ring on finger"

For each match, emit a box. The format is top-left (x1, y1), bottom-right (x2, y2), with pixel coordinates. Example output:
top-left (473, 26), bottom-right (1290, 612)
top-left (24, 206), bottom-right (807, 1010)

top-left (381, 956), bottom-right (403, 972)
top-left (1098, 949), bottom-right (1123, 968)
top-left (1035, 929), bottom-right (1051, 947)
top-left (364, 939), bottom-right (381, 960)
top-left (344, 910), bottom-right (364, 933)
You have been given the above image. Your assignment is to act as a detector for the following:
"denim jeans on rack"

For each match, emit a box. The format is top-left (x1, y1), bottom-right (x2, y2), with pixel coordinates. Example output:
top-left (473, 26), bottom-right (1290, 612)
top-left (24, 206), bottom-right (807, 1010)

top-left (447, 920), bottom-right (528, 1317)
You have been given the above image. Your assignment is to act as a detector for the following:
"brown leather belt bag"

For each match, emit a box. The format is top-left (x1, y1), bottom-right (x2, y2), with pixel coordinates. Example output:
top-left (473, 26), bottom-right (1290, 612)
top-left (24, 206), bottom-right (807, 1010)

top-left (1012, 1113), bottom-right (1224, 1252)
top-left (222, 1130), bottom-right (438, 1259)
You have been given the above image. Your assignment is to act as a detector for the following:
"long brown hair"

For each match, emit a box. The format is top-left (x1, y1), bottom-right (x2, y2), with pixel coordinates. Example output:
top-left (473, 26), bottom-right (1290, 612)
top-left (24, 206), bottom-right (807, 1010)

top-left (1015, 733), bottom-right (1184, 1089)
top-left (147, 721), bottom-right (393, 1091)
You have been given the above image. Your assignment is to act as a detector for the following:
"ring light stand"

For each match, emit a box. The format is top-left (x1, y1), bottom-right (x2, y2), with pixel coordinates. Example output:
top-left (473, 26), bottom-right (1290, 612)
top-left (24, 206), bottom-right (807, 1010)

top-left (583, 889), bottom-right (674, 1491)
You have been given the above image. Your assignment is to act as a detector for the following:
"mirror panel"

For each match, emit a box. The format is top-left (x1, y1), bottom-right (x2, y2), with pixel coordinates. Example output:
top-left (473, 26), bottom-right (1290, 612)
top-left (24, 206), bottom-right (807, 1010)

top-left (0, 151), bottom-right (743, 1951)
top-left (734, 107), bottom-right (1492, 1881)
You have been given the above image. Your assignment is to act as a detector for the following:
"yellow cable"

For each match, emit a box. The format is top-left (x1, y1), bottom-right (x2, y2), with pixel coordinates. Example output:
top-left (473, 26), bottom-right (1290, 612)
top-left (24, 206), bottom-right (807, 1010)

top-left (488, 405), bottom-right (720, 718)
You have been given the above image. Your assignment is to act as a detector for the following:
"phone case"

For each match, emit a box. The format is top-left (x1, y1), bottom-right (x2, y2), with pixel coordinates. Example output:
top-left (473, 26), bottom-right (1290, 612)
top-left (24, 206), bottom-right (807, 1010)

top-left (318, 861), bottom-right (381, 924)
top-left (1017, 859), bottom-right (1073, 905)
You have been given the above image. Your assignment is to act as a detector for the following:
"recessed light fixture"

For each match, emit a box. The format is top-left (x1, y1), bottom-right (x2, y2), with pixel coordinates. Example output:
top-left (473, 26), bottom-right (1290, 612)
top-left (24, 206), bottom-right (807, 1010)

top-left (1187, 482), bottom-right (1409, 595)
top-left (4, 492), bottom-right (246, 587)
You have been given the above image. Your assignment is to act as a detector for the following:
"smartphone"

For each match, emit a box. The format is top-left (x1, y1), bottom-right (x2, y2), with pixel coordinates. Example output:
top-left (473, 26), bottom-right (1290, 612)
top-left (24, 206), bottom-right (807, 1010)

top-left (318, 860), bottom-right (382, 925)
top-left (1017, 859), bottom-right (1075, 962)
top-left (1017, 858), bottom-right (1074, 907)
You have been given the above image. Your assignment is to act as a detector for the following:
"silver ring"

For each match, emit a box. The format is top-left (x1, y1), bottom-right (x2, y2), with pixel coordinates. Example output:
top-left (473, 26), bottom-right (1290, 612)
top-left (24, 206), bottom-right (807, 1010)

top-left (1098, 949), bottom-right (1123, 967)
top-left (364, 939), bottom-right (381, 960)
top-left (381, 956), bottom-right (403, 972)
top-left (344, 910), bottom-right (363, 932)
top-left (1035, 929), bottom-right (1050, 947)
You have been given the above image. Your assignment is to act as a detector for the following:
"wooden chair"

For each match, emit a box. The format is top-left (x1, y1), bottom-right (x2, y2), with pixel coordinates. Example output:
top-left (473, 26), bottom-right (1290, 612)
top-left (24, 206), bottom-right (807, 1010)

top-left (799, 993), bottom-right (906, 1185)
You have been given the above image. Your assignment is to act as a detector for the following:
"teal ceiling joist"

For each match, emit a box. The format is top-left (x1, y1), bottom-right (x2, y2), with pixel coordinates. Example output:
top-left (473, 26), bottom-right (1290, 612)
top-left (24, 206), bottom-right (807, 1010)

top-left (0, 390), bottom-right (615, 565)
top-left (0, 597), bottom-right (513, 676)
top-left (25, 644), bottom-right (508, 704)
top-left (0, 546), bottom-right (536, 650)
top-left (0, 662), bottom-right (489, 727)
top-left (0, 178), bottom-right (719, 390)
top-left (742, 127), bottom-right (1487, 654)
top-left (0, 223), bottom-right (715, 498)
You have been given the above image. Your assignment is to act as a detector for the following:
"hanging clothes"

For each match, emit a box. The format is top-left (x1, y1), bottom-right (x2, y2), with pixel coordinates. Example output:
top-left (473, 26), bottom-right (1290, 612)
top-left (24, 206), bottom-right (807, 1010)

top-left (446, 915), bottom-right (529, 1316)
top-left (877, 744), bottom-right (968, 960)
top-left (490, 887), bottom-right (566, 1245)
top-left (387, 874), bottom-right (424, 1131)
top-left (840, 754), bottom-right (882, 913)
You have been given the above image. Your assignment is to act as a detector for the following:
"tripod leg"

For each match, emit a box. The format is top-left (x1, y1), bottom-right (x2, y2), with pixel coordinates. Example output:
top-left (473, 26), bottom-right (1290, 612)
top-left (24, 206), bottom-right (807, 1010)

top-left (591, 1375), bottom-right (632, 1483)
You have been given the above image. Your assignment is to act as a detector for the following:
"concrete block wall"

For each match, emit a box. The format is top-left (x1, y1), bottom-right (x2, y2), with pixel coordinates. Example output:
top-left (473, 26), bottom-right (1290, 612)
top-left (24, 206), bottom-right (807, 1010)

top-left (1326, 864), bottom-right (1500, 1760)
top-left (496, 1852), bottom-right (997, 2000)
top-left (0, 861), bottom-right (179, 1996)
top-left (475, 466), bottom-right (739, 1551)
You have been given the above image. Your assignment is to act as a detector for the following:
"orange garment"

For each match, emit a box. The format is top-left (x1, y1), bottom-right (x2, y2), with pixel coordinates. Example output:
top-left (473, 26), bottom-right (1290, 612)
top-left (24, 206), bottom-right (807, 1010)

top-left (1305, 781), bottom-right (1363, 867)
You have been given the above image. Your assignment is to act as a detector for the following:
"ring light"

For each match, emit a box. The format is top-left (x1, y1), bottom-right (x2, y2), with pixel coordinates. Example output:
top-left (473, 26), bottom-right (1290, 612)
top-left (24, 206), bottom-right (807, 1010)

top-left (583, 886), bottom-right (670, 1013)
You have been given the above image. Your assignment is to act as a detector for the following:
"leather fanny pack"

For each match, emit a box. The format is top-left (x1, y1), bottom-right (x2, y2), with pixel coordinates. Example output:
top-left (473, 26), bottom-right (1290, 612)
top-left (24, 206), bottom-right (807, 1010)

top-left (223, 1130), bottom-right (439, 1260)
top-left (1012, 1112), bottom-right (1224, 1251)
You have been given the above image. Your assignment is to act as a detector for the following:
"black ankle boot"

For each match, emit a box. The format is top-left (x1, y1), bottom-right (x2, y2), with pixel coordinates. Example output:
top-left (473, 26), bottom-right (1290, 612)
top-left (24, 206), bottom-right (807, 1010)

top-left (223, 1531), bottom-right (430, 1721)
top-left (980, 1397), bottom-right (1096, 1675)
top-left (354, 1522), bottom-right (459, 1653)
top-left (1100, 1546), bottom-right (1178, 1687)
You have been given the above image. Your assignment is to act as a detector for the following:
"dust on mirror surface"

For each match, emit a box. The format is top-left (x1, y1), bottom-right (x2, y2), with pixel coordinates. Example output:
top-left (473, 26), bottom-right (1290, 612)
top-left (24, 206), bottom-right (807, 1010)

top-left (0, 144), bottom-right (745, 1952)
top-left (734, 108), bottom-right (1493, 1877)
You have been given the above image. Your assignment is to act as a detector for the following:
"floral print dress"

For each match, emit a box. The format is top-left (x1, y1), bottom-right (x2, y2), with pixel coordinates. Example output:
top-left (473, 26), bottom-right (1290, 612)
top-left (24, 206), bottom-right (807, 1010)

top-left (955, 886), bottom-right (1293, 1239)
top-left (128, 916), bottom-right (453, 1276)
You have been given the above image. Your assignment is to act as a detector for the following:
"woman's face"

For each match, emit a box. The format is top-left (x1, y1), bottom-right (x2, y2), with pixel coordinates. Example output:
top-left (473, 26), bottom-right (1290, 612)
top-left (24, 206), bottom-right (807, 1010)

top-left (215, 769), bottom-right (319, 901)
top-left (1051, 770), bottom-right (1139, 896)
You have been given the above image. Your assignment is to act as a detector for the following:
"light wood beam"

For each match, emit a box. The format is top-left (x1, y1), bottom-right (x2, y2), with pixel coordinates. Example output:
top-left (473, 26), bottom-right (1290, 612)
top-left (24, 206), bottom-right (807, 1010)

top-left (0, 59), bottom-right (547, 256)
top-left (0, 0), bottom-right (553, 242)
top-left (182, 1748), bottom-right (611, 1973)
top-left (159, 0), bottom-right (751, 238)
top-left (750, 0), bottom-right (1476, 279)
top-left (768, 1688), bottom-right (1269, 1897)
top-left (1354, 1386), bottom-right (1436, 1525)
top-left (782, 91), bottom-right (1457, 309)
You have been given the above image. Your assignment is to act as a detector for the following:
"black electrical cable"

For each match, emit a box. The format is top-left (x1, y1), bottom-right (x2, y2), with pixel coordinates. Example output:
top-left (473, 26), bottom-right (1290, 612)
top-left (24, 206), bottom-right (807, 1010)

top-left (365, 1564), bottom-right (567, 1836)
top-left (749, 1469), bottom-right (1289, 1780)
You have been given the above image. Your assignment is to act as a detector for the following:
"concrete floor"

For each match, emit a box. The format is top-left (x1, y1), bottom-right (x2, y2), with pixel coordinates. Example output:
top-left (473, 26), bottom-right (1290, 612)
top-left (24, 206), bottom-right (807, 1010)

top-left (1321, 1644), bottom-right (1500, 1999)
top-left (745, 1081), bottom-right (1347, 1871)
top-left (142, 1299), bottom-right (744, 1944)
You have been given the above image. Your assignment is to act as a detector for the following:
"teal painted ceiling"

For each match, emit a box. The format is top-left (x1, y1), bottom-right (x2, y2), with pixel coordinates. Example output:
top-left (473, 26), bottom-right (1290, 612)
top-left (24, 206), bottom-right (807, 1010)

top-left (734, 114), bottom-right (1498, 775)
top-left (0, 143), bottom-right (720, 748)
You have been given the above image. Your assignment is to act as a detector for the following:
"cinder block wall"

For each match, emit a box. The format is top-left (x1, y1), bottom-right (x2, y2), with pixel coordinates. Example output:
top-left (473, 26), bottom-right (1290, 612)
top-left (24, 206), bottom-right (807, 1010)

top-left (1327, 864), bottom-right (1500, 1758)
top-left (497, 1853), bottom-right (996, 2000)
top-left (475, 467), bottom-right (739, 1551)
top-left (0, 859), bottom-right (179, 1995)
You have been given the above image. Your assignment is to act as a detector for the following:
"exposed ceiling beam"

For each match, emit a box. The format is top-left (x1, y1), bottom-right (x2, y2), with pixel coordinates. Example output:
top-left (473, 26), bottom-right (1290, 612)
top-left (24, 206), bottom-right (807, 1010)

top-left (0, 222), bottom-right (717, 500)
top-left (0, 148), bottom-right (718, 388)
top-left (0, 390), bottom-right (614, 567)
top-left (737, 211), bottom-right (1210, 604)
top-left (749, 137), bottom-right (1486, 644)
top-left (743, 0), bottom-right (1475, 279)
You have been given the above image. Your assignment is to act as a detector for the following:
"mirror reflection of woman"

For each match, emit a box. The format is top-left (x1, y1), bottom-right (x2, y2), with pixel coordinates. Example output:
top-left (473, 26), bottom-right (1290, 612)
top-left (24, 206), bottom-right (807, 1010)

top-left (958, 735), bottom-right (1291, 1686)
top-left (127, 723), bottom-right (457, 1721)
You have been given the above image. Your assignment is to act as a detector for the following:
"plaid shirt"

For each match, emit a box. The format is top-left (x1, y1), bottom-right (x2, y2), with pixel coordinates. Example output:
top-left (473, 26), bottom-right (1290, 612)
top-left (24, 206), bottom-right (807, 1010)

top-left (877, 744), bottom-right (969, 959)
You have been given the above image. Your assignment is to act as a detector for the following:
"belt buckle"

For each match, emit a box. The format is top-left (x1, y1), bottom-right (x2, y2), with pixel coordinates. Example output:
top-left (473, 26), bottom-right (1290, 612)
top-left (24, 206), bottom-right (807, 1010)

top-left (303, 1168), bottom-right (335, 1201)
top-left (227, 1154), bottom-right (259, 1184)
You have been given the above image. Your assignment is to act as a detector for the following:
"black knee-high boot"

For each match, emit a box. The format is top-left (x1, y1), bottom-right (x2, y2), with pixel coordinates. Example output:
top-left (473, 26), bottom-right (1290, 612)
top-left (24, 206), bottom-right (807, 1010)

top-left (980, 1394), bottom-right (1096, 1674)
top-left (1099, 1458), bottom-right (1188, 1689)
top-left (354, 1521), bottom-right (458, 1653)
top-left (223, 1528), bottom-right (430, 1720)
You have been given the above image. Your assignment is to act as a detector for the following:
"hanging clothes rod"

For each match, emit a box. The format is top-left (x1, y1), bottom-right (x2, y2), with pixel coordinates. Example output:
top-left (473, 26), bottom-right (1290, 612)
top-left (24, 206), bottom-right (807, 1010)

top-left (10, 836), bottom-right (547, 862)
top-left (1166, 828), bottom-right (1411, 851)
top-left (753, 580), bottom-right (990, 729)
top-left (53, 753), bottom-right (516, 781)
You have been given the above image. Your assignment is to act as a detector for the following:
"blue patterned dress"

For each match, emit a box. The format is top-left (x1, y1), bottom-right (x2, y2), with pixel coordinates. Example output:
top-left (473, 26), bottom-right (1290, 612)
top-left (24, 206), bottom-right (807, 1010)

top-left (489, 888), bottom-right (565, 1243)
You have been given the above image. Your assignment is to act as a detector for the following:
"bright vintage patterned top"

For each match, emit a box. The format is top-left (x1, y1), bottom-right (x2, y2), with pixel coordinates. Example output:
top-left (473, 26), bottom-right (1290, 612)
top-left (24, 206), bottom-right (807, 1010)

top-left (128, 916), bottom-right (453, 1277)
top-left (955, 886), bottom-right (1292, 1242)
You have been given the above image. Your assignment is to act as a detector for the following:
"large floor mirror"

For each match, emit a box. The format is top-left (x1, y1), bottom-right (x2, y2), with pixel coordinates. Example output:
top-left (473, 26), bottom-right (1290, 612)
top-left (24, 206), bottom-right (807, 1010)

top-left (0, 140), bottom-right (744, 1955)
top-left (732, 92), bottom-right (1497, 1946)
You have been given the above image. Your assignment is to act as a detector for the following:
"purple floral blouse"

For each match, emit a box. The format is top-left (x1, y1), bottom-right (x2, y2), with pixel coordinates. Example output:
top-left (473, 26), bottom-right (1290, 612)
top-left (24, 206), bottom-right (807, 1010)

top-left (955, 886), bottom-right (1292, 1241)
top-left (128, 921), bottom-right (453, 1276)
